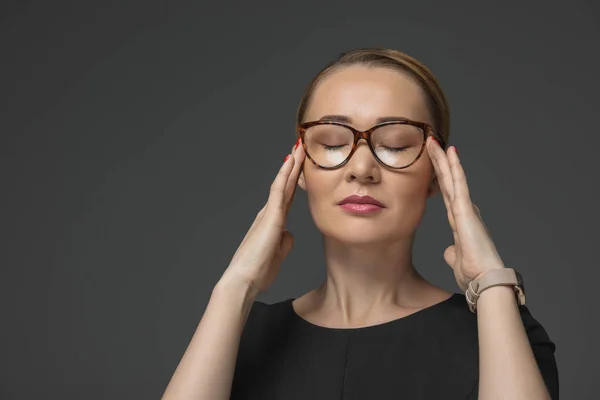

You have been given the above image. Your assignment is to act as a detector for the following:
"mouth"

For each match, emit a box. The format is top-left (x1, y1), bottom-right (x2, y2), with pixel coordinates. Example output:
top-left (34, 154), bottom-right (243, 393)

top-left (337, 195), bottom-right (385, 214)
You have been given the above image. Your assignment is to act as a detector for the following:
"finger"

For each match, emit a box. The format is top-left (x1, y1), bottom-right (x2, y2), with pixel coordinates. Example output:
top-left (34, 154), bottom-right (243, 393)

top-left (428, 139), bottom-right (458, 232)
top-left (290, 138), bottom-right (300, 156)
top-left (429, 153), bottom-right (450, 207)
top-left (284, 143), bottom-right (305, 206)
top-left (266, 153), bottom-right (296, 216)
top-left (446, 147), bottom-right (478, 223)
top-left (448, 146), bottom-right (471, 203)
top-left (427, 138), bottom-right (449, 203)
top-left (428, 137), bottom-right (455, 201)
top-left (428, 140), bottom-right (453, 210)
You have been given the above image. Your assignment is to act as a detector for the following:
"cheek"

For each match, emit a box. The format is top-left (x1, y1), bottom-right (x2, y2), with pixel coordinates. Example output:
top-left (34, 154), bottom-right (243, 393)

top-left (304, 168), bottom-right (336, 203)
top-left (389, 158), bottom-right (434, 197)
top-left (393, 173), bottom-right (431, 199)
top-left (303, 168), bottom-right (341, 231)
top-left (384, 168), bottom-right (433, 226)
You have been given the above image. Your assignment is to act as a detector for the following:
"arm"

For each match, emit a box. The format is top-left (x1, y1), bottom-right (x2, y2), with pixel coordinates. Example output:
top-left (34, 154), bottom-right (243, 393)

top-left (161, 144), bottom-right (306, 399)
top-left (425, 139), bottom-right (557, 399)
top-left (476, 285), bottom-right (553, 399)
top-left (161, 278), bottom-right (260, 400)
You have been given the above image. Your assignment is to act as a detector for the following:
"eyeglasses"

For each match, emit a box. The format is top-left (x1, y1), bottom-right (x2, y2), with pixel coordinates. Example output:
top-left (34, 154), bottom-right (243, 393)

top-left (297, 119), bottom-right (445, 170)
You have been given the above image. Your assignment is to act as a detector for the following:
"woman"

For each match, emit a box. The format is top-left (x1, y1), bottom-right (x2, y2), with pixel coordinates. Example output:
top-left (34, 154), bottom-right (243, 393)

top-left (161, 48), bottom-right (558, 400)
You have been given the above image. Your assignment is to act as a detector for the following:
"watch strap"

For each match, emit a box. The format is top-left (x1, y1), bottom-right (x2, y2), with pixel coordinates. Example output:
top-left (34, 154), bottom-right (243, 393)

top-left (465, 268), bottom-right (526, 313)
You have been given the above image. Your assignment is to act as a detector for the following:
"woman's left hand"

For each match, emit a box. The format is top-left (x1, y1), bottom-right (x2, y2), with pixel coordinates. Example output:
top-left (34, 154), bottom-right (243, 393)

top-left (426, 137), bottom-right (506, 291)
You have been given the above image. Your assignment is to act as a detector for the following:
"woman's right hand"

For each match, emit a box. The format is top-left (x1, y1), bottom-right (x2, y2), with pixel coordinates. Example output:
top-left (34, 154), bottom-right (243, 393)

top-left (218, 140), bottom-right (306, 294)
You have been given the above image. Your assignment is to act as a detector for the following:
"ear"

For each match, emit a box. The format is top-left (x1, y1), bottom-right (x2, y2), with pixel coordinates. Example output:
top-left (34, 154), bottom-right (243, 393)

top-left (297, 170), bottom-right (307, 191)
top-left (427, 175), bottom-right (441, 198)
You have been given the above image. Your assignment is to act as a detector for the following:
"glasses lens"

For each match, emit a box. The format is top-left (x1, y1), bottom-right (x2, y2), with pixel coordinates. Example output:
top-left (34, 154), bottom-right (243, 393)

top-left (371, 124), bottom-right (424, 168)
top-left (304, 124), bottom-right (354, 167)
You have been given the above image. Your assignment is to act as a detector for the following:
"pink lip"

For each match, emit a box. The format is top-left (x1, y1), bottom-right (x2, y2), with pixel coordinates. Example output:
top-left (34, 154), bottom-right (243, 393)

top-left (337, 195), bottom-right (385, 214)
top-left (339, 203), bottom-right (383, 214)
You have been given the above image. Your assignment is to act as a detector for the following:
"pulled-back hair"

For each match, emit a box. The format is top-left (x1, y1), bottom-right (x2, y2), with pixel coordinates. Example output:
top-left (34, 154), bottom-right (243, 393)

top-left (296, 48), bottom-right (450, 148)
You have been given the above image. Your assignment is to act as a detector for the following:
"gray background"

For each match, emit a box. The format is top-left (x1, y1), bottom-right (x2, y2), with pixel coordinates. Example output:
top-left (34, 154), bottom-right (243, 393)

top-left (1, 0), bottom-right (598, 399)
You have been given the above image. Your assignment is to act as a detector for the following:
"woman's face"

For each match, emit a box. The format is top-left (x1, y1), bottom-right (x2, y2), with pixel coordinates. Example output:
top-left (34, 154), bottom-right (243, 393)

top-left (298, 65), bottom-right (440, 245)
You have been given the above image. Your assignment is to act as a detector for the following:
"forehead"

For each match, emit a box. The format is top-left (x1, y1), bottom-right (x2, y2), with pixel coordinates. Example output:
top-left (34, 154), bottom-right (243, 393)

top-left (304, 65), bottom-right (430, 127)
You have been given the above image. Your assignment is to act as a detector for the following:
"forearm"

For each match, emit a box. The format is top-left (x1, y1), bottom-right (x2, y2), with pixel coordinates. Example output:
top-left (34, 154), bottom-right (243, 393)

top-left (476, 285), bottom-right (551, 400)
top-left (161, 278), bottom-right (260, 400)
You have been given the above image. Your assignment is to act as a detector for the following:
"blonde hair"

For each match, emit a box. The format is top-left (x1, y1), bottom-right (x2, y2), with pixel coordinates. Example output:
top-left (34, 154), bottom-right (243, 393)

top-left (295, 48), bottom-right (450, 147)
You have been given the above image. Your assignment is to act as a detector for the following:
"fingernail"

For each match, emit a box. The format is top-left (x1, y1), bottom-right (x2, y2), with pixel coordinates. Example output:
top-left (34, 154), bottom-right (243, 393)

top-left (295, 137), bottom-right (301, 149)
top-left (452, 146), bottom-right (458, 155)
top-left (432, 138), bottom-right (439, 146)
top-left (284, 154), bottom-right (291, 162)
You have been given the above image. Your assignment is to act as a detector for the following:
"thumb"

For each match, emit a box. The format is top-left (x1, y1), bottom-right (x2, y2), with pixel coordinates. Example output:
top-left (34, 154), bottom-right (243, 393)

top-left (443, 245), bottom-right (457, 270)
top-left (279, 229), bottom-right (294, 260)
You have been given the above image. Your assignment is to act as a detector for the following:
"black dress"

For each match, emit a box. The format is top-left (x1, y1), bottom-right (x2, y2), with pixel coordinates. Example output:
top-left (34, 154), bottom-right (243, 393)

top-left (231, 293), bottom-right (558, 399)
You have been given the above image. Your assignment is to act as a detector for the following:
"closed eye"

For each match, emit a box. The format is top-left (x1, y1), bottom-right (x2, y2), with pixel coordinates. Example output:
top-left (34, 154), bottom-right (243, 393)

top-left (383, 146), bottom-right (408, 153)
top-left (324, 144), bottom-right (348, 151)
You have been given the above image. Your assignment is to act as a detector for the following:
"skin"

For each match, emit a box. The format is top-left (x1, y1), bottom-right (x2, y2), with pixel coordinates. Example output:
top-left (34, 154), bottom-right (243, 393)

top-left (293, 65), bottom-right (453, 328)
top-left (291, 65), bottom-right (551, 398)
top-left (161, 64), bottom-right (552, 400)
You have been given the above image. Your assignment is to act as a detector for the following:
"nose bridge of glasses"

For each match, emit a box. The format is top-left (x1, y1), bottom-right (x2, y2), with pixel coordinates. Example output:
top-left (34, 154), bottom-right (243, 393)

top-left (351, 130), bottom-right (377, 161)
top-left (356, 129), bottom-right (371, 143)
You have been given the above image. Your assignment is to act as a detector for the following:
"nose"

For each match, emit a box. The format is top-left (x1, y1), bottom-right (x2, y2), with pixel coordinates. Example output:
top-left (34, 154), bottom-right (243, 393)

top-left (344, 140), bottom-right (381, 184)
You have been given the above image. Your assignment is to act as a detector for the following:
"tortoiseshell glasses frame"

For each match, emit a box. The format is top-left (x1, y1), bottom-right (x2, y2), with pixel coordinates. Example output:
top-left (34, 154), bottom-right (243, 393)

top-left (297, 118), bottom-right (446, 170)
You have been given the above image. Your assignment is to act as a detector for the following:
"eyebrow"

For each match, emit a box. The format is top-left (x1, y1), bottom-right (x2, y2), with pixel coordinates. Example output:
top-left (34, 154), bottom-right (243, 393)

top-left (318, 115), bottom-right (409, 124)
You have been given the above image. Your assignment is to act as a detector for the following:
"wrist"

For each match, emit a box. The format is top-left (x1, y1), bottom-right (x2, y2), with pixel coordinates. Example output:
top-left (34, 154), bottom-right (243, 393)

top-left (465, 268), bottom-right (526, 313)
top-left (471, 263), bottom-right (506, 282)
top-left (213, 274), bottom-right (262, 304)
top-left (474, 285), bottom-right (521, 320)
top-left (476, 285), bottom-right (517, 307)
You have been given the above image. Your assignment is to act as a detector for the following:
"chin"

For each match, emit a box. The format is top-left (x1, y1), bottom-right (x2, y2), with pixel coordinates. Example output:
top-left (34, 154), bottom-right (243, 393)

top-left (316, 217), bottom-right (399, 245)
top-left (310, 204), bottom-right (423, 246)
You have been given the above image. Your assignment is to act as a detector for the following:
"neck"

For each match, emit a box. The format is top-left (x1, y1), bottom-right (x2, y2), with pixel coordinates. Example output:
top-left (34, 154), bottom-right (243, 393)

top-left (315, 234), bottom-right (433, 320)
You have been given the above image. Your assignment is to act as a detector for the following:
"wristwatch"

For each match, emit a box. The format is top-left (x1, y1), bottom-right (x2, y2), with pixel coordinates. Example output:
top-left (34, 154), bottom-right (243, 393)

top-left (465, 268), bottom-right (526, 313)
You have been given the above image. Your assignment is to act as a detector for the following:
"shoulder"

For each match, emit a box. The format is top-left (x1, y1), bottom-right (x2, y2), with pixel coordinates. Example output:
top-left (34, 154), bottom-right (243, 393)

top-left (434, 293), bottom-right (556, 346)
top-left (451, 293), bottom-right (559, 399)
top-left (517, 303), bottom-right (556, 350)
top-left (428, 292), bottom-right (478, 330)
top-left (234, 298), bottom-right (296, 374)
top-left (232, 299), bottom-right (295, 397)
top-left (246, 298), bottom-right (294, 326)
top-left (514, 302), bottom-right (559, 397)
top-left (441, 293), bottom-right (553, 328)
top-left (239, 298), bottom-right (296, 344)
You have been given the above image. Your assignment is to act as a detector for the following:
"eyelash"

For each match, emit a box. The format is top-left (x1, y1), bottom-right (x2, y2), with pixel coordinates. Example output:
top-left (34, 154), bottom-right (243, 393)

top-left (324, 145), bottom-right (408, 153)
top-left (383, 147), bottom-right (408, 153)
